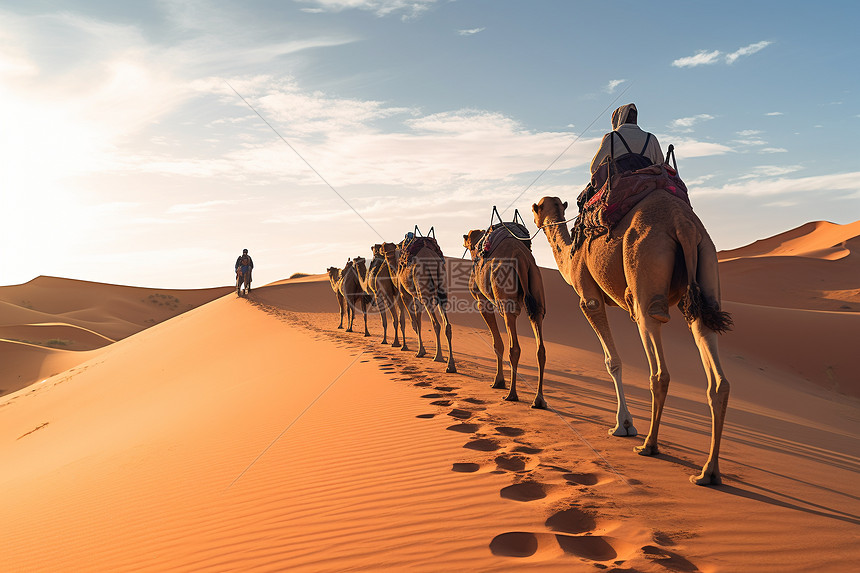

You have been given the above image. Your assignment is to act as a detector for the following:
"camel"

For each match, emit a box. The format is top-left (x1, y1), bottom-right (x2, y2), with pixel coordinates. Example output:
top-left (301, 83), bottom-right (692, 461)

top-left (464, 228), bottom-right (547, 409)
top-left (532, 192), bottom-right (732, 485)
top-left (326, 266), bottom-right (347, 329)
top-left (338, 259), bottom-right (371, 336)
top-left (353, 246), bottom-right (406, 346)
top-left (382, 238), bottom-right (456, 373)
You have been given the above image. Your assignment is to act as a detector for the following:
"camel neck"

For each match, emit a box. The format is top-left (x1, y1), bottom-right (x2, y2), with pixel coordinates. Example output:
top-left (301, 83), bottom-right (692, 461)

top-left (543, 220), bottom-right (575, 274)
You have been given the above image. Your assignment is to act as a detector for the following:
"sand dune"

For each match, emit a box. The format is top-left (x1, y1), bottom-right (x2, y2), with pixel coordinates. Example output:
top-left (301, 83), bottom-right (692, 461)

top-left (718, 221), bottom-right (860, 312)
top-left (1, 223), bottom-right (858, 572)
top-left (0, 276), bottom-right (233, 396)
top-left (718, 220), bottom-right (860, 260)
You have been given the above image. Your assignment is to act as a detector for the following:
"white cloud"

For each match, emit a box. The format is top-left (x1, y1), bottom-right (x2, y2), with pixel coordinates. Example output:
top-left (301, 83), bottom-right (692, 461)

top-left (737, 165), bottom-right (802, 179)
top-left (726, 41), bottom-right (772, 64)
top-left (605, 79), bottom-right (626, 93)
top-left (760, 147), bottom-right (788, 153)
top-left (766, 112), bottom-right (784, 116)
top-left (296, 0), bottom-right (439, 18)
top-left (696, 171), bottom-right (860, 197)
top-left (673, 41), bottom-right (772, 67)
top-left (458, 27), bottom-right (485, 36)
top-left (737, 130), bottom-right (762, 137)
top-left (669, 114), bottom-right (715, 131)
top-left (672, 50), bottom-right (722, 68)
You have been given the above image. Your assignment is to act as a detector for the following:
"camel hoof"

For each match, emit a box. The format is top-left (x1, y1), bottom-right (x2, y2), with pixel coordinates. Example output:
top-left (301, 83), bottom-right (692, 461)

top-left (634, 443), bottom-right (659, 456)
top-left (531, 397), bottom-right (547, 410)
top-left (504, 393), bottom-right (519, 402)
top-left (400, 345), bottom-right (410, 352)
top-left (691, 470), bottom-right (722, 486)
top-left (608, 423), bottom-right (637, 437)
top-left (491, 380), bottom-right (507, 390)
top-left (337, 325), bottom-right (343, 329)
top-left (416, 349), bottom-right (427, 358)
top-left (433, 355), bottom-right (445, 363)
top-left (364, 333), bottom-right (370, 337)
top-left (446, 364), bottom-right (457, 374)
top-left (392, 341), bottom-right (401, 348)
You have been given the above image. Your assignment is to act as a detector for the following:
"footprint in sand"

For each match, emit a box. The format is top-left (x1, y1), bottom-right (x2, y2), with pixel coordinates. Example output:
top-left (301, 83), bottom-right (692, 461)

top-left (545, 506), bottom-right (598, 535)
top-left (495, 426), bottom-right (525, 437)
top-left (430, 399), bottom-right (453, 406)
top-left (494, 452), bottom-right (538, 473)
top-left (415, 413), bottom-right (435, 419)
top-left (562, 472), bottom-right (601, 486)
top-left (499, 481), bottom-right (549, 502)
top-left (421, 393), bottom-right (444, 398)
top-left (447, 408), bottom-right (473, 420)
top-left (434, 386), bottom-right (459, 392)
top-left (446, 423), bottom-right (480, 433)
top-left (489, 532), bottom-right (620, 562)
top-left (641, 545), bottom-right (700, 572)
top-left (451, 462), bottom-right (481, 473)
top-left (512, 445), bottom-right (543, 455)
top-left (463, 438), bottom-right (502, 452)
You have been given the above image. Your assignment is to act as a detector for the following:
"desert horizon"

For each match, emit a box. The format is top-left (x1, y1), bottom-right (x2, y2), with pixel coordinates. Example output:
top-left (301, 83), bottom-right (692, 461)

top-left (2, 217), bottom-right (858, 572)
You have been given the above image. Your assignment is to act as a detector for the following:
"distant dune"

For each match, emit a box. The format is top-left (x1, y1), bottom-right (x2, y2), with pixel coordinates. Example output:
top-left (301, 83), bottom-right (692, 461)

top-left (1, 223), bottom-right (858, 572)
top-left (0, 277), bottom-right (232, 396)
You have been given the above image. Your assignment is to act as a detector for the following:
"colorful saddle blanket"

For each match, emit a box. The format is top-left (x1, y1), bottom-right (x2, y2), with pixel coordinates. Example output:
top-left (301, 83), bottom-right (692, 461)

top-left (477, 222), bottom-right (531, 257)
top-left (399, 236), bottom-right (444, 266)
top-left (573, 163), bottom-right (690, 250)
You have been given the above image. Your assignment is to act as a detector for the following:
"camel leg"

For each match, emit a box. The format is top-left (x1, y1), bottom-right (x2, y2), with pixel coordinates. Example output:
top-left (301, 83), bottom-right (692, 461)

top-left (438, 302), bottom-right (456, 373)
top-left (390, 298), bottom-right (402, 347)
top-left (478, 302), bottom-right (506, 388)
top-left (578, 286), bottom-right (637, 436)
top-left (336, 293), bottom-right (345, 329)
top-left (345, 296), bottom-right (355, 332)
top-left (502, 311), bottom-right (521, 403)
top-left (407, 295), bottom-right (426, 358)
top-left (378, 295), bottom-right (389, 344)
top-left (398, 291), bottom-right (412, 352)
top-left (362, 298), bottom-right (370, 337)
top-left (690, 320), bottom-right (730, 486)
top-left (421, 298), bottom-right (444, 364)
top-left (633, 315), bottom-right (670, 457)
top-left (529, 314), bottom-right (547, 410)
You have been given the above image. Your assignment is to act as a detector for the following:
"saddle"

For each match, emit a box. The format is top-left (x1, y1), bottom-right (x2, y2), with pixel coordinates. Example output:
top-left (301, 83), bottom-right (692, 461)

top-left (475, 207), bottom-right (532, 258)
top-left (572, 144), bottom-right (690, 252)
top-left (398, 226), bottom-right (444, 266)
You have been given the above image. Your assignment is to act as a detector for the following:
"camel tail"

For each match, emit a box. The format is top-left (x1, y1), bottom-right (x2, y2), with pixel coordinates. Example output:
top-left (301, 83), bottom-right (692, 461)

top-left (679, 283), bottom-right (733, 333)
top-left (518, 257), bottom-right (544, 321)
top-left (429, 260), bottom-right (448, 308)
top-left (676, 225), bottom-right (733, 334)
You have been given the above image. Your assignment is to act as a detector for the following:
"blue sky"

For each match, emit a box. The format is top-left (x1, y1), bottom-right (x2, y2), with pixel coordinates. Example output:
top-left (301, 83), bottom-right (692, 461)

top-left (1, 0), bottom-right (858, 288)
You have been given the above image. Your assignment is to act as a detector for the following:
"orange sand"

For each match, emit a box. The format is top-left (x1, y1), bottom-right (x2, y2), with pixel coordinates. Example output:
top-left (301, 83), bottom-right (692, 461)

top-left (1, 221), bottom-right (857, 572)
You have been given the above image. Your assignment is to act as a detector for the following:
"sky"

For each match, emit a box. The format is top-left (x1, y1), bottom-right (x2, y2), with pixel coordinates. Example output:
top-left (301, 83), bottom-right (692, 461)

top-left (1, 0), bottom-right (858, 289)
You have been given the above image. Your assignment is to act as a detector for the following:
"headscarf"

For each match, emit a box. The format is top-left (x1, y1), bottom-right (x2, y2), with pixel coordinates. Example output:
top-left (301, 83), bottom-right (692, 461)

top-left (611, 103), bottom-right (638, 129)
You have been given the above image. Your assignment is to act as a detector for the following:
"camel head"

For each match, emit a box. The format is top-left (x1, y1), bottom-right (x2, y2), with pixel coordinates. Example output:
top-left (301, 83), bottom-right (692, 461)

top-left (326, 266), bottom-right (340, 280)
top-left (532, 197), bottom-right (568, 229)
top-left (463, 229), bottom-right (485, 260)
top-left (381, 242), bottom-right (398, 263)
top-left (371, 244), bottom-right (383, 257)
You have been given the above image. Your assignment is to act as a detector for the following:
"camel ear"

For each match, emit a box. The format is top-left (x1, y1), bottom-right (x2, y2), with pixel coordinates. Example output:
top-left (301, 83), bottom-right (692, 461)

top-left (563, 201), bottom-right (568, 210)
top-left (532, 203), bottom-right (539, 213)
